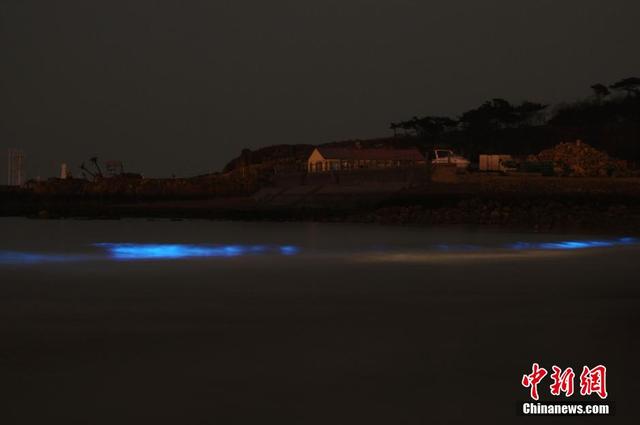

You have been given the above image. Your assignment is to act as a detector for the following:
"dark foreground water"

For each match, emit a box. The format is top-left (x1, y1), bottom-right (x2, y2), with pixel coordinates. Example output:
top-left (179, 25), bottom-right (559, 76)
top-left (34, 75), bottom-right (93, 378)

top-left (1, 218), bottom-right (638, 424)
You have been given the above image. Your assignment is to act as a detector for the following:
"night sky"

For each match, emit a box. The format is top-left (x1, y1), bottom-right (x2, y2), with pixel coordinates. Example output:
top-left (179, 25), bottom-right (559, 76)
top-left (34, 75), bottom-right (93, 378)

top-left (1, 1), bottom-right (639, 178)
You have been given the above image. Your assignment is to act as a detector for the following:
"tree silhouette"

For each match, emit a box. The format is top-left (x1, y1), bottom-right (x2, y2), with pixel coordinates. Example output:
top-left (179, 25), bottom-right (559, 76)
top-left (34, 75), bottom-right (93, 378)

top-left (414, 116), bottom-right (458, 139)
top-left (400, 117), bottom-right (419, 135)
top-left (389, 122), bottom-right (401, 136)
top-left (459, 99), bottom-right (547, 131)
top-left (610, 77), bottom-right (640, 97)
top-left (384, 77), bottom-right (640, 162)
top-left (515, 101), bottom-right (548, 126)
top-left (390, 116), bottom-right (458, 140)
top-left (591, 83), bottom-right (610, 100)
top-left (459, 99), bottom-right (516, 131)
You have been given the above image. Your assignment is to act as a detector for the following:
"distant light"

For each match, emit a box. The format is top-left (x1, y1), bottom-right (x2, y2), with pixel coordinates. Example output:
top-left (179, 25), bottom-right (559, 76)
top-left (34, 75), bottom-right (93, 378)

top-left (94, 243), bottom-right (301, 260)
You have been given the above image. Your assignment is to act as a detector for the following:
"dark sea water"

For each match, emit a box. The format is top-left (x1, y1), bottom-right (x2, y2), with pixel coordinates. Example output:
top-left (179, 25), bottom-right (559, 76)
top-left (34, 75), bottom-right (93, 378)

top-left (1, 218), bottom-right (638, 424)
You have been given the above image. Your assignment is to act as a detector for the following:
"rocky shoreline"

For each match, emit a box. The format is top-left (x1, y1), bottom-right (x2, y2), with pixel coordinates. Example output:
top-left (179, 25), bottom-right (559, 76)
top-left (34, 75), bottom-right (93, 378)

top-left (3, 175), bottom-right (640, 234)
top-left (362, 200), bottom-right (639, 233)
top-left (3, 195), bottom-right (640, 235)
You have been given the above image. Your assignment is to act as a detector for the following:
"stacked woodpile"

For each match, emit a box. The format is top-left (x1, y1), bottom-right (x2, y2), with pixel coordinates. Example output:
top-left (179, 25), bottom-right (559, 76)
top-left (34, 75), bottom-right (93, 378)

top-left (530, 141), bottom-right (630, 177)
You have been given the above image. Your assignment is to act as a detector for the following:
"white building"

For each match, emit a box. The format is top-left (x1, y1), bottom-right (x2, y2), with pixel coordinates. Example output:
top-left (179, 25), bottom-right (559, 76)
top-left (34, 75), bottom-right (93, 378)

top-left (307, 147), bottom-right (426, 173)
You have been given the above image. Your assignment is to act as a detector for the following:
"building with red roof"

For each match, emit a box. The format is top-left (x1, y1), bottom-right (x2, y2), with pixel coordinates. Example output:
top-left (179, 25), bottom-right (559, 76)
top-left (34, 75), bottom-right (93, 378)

top-left (307, 147), bottom-right (426, 173)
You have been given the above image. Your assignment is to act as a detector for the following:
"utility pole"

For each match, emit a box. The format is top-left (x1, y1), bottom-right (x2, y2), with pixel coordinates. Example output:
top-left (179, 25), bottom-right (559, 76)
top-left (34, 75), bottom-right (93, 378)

top-left (7, 148), bottom-right (25, 186)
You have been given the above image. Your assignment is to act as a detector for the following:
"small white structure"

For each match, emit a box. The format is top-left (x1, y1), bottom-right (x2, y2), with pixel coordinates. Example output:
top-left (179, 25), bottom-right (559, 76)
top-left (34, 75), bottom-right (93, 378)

top-left (60, 163), bottom-right (69, 179)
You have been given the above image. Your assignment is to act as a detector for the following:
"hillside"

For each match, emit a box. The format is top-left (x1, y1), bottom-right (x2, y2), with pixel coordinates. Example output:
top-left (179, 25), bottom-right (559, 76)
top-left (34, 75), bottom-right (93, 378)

top-left (222, 136), bottom-right (421, 174)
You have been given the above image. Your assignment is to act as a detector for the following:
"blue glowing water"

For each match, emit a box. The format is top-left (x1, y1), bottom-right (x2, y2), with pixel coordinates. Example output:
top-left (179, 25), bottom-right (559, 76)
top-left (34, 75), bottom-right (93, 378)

top-left (0, 251), bottom-right (82, 265)
top-left (505, 237), bottom-right (638, 251)
top-left (279, 245), bottom-right (299, 256)
top-left (435, 244), bottom-right (480, 252)
top-left (94, 243), bottom-right (300, 260)
top-left (0, 235), bottom-right (637, 265)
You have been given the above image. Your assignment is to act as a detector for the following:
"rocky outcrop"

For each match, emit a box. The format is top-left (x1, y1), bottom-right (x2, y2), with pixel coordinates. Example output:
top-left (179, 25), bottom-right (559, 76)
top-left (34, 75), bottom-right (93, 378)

top-left (222, 137), bottom-right (420, 174)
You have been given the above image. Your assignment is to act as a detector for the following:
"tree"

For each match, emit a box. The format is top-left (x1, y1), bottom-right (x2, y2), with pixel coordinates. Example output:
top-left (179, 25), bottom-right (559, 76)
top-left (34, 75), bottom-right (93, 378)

top-left (400, 117), bottom-right (419, 135)
top-left (609, 77), bottom-right (640, 97)
top-left (515, 101), bottom-right (548, 126)
top-left (389, 122), bottom-right (401, 136)
top-left (591, 83), bottom-right (610, 99)
top-left (390, 116), bottom-right (458, 139)
top-left (413, 116), bottom-right (458, 139)
top-left (459, 99), bottom-right (547, 131)
top-left (459, 98), bottom-right (518, 131)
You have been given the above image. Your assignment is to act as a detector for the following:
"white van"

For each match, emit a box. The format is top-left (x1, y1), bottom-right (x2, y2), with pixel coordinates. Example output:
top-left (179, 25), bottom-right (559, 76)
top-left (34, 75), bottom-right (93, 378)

top-left (431, 149), bottom-right (470, 169)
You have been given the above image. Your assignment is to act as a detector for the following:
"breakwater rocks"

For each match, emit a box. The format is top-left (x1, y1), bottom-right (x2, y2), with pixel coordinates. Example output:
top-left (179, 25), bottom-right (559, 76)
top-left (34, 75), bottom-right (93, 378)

top-left (366, 200), bottom-right (639, 232)
top-left (361, 177), bottom-right (640, 231)
top-left (6, 197), bottom-right (640, 233)
top-left (4, 175), bottom-right (640, 233)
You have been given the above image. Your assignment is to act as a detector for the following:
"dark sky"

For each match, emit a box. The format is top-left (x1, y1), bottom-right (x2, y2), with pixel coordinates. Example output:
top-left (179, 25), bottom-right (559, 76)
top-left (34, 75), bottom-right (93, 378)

top-left (1, 1), bottom-right (639, 178)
